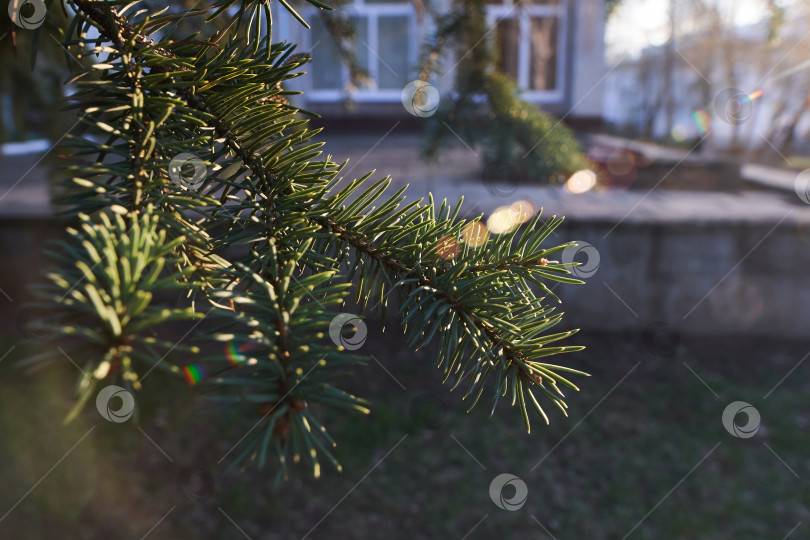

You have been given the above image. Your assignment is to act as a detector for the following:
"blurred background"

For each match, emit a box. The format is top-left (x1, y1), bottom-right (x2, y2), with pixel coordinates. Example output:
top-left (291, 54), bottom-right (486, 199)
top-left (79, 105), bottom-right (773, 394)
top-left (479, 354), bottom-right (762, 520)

top-left (1, 0), bottom-right (810, 538)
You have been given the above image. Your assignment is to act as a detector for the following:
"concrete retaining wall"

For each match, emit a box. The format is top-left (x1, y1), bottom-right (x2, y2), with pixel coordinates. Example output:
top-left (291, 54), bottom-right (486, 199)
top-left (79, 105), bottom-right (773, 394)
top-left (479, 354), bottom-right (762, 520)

top-left (1, 216), bottom-right (807, 340)
top-left (555, 219), bottom-right (810, 339)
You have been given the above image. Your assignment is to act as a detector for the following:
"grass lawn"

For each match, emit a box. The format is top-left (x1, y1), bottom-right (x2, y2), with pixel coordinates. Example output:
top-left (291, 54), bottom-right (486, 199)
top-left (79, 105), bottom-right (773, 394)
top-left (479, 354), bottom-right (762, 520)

top-left (0, 326), bottom-right (808, 539)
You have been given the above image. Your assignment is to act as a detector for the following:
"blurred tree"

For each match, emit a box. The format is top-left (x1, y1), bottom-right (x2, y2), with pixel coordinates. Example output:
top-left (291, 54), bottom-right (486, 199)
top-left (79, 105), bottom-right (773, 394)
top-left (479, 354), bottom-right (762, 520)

top-left (415, 0), bottom-right (588, 184)
top-left (0, 4), bottom-right (69, 142)
top-left (606, 0), bottom-right (623, 16)
top-left (609, 0), bottom-right (810, 159)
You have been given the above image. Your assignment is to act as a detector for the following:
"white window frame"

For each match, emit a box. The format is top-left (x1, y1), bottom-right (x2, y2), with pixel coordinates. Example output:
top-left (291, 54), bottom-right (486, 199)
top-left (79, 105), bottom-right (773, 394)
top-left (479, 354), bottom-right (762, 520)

top-left (485, 0), bottom-right (567, 104)
top-left (306, 1), bottom-right (419, 102)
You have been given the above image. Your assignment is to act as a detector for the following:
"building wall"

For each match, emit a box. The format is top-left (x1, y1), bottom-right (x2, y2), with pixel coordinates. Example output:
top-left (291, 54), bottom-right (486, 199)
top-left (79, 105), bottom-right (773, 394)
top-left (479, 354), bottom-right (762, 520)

top-left (273, 0), bottom-right (606, 121)
top-left (569, 0), bottom-right (606, 119)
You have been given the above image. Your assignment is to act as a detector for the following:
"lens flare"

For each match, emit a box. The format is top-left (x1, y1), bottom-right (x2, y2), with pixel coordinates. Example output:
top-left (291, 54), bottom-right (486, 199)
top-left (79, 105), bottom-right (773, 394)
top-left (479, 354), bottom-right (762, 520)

top-left (461, 221), bottom-right (489, 247)
top-left (510, 200), bottom-right (535, 224)
top-left (744, 90), bottom-right (763, 103)
top-left (225, 341), bottom-right (255, 366)
top-left (436, 235), bottom-right (460, 259)
top-left (692, 109), bottom-right (711, 135)
top-left (485, 201), bottom-right (535, 234)
top-left (607, 150), bottom-right (636, 177)
top-left (565, 169), bottom-right (597, 194)
top-left (670, 124), bottom-right (689, 142)
top-left (183, 364), bottom-right (204, 386)
top-left (487, 206), bottom-right (520, 234)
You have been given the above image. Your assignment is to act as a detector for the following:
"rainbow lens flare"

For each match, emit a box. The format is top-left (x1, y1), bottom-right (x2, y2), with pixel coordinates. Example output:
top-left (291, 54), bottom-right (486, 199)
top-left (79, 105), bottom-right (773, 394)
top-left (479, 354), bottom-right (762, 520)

top-left (692, 110), bottom-right (710, 134)
top-left (225, 341), bottom-right (254, 366)
top-left (183, 364), bottom-right (204, 386)
top-left (183, 341), bottom-right (257, 385)
top-left (743, 90), bottom-right (763, 103)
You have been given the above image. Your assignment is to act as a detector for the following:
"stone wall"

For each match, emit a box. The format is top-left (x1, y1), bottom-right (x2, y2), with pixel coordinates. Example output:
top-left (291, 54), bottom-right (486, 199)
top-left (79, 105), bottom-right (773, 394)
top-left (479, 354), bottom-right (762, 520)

top-left (2, 215), bottom-right (807, 340)
top-left (555, 219), bottom-right (810, 339)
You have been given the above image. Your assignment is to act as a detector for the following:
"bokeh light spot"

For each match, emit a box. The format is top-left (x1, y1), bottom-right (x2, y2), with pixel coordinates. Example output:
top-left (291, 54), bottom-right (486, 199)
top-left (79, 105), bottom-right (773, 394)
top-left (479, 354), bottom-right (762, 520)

top-left (510, 200), bottom-right (535, 224)
top-left (487, 206), bottom-right (521, 234)
top-left (436, 235), bottom-right (460, 259)
top-left (461, 222), bottom-right (489, 247)
top-left (670, 124), bottom-right (689, 142)
top-left (565, 169), bottom-right (597, 194)
top-left (607, 150), bottom-right (636, 177)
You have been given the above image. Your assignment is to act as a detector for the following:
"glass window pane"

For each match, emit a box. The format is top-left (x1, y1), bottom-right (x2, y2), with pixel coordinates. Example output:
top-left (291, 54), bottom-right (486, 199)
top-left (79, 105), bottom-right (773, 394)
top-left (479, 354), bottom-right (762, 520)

top-left (495, 18), bottom-right (519, 82)
top-left (310, 17), bottom-right (343, 89)
top-left (377, 16), bottom-right (410, 89)
top-left (352, 15), bottom-right (370, 74)
top-left (310, 15), bottom-right (370, 90)
top-left (529, 17), bottom-right (558, 90)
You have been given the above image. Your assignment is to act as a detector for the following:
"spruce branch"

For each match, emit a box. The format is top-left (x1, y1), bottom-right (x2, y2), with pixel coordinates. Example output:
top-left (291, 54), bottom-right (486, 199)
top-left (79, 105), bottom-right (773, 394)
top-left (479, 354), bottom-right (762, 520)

top-left (23, 0), bottom-right (593, 479)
